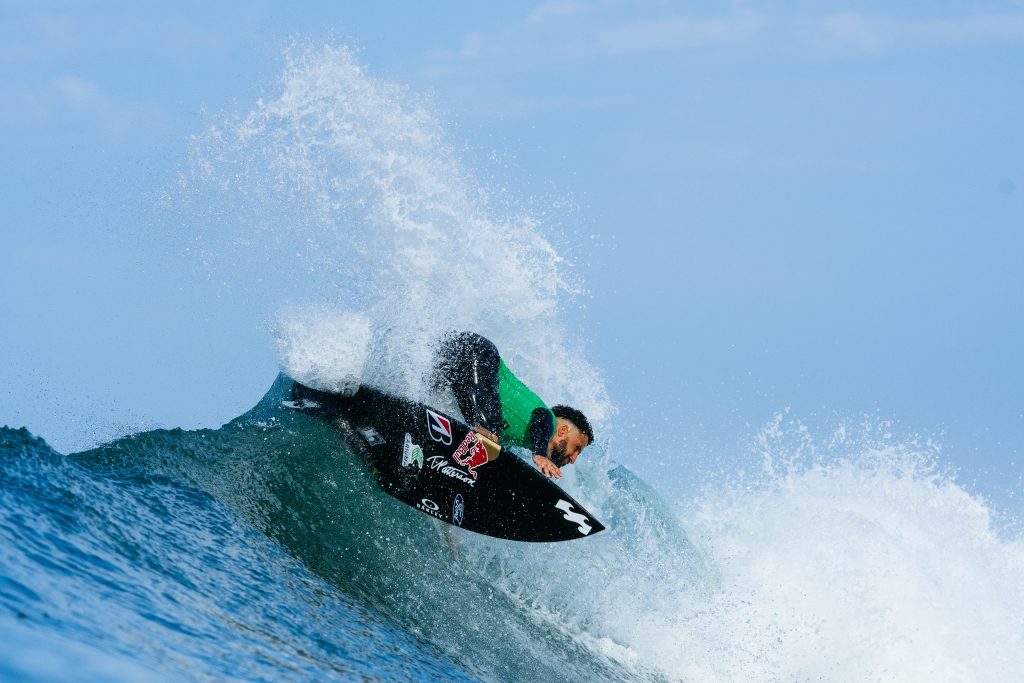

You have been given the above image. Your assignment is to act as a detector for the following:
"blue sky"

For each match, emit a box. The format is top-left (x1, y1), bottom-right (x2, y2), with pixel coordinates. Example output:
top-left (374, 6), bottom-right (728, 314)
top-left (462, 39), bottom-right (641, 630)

top-left (2, 2), bottom-right (1022, 506)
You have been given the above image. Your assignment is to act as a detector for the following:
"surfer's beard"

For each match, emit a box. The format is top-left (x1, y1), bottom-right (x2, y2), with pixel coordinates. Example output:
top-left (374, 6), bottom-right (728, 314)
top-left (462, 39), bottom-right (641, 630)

top-left (550, 438), bottom-right (569, 467)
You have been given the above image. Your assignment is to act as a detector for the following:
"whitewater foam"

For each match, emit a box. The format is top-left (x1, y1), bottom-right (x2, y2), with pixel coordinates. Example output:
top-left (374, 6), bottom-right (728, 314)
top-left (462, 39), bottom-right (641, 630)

top-left (439, 412), bottom-right (1024, 682)
top-left (625, 417), bottom-right (1024, 682)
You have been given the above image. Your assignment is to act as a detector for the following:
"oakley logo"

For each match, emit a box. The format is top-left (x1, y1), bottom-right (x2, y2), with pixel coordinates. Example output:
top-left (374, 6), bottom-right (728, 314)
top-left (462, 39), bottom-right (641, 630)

top-left (554, 500), bottom-right (592, 536)
top-left (416, 498), bottom-right (442, 520)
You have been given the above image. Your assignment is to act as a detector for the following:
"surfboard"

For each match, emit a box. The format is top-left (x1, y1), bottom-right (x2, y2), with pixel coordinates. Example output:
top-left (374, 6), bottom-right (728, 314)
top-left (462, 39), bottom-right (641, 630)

top-left (285, 380), bottom-right (605, 542)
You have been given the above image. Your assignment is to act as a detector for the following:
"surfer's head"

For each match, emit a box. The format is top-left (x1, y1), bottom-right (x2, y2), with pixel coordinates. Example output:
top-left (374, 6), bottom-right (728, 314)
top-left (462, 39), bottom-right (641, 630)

top-left (548, 406), bottom-right (593, 467)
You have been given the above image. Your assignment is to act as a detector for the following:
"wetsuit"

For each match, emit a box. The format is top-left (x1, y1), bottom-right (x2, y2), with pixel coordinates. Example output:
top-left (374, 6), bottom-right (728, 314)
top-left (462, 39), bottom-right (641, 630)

top-left (432, 332), bottom-right (555, 456)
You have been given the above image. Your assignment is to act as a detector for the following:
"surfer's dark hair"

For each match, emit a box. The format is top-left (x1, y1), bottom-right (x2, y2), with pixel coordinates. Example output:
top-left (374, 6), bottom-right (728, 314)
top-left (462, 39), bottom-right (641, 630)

top-left (551, 405), bottom-right (594, 444)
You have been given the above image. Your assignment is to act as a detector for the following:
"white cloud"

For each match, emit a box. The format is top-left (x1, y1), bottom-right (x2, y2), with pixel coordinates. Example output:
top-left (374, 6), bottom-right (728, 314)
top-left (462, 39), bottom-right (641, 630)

top-left (52, 75), bottom-right (135, 133)
top-left (526, 0), bottom-right (591, 26)
top-left (38, 14), bottom-right (77, 51)
top-left (592, 11), bottom-right (766, 55)
top-left (431, 5), bottom-right (1024, 70)
top-left (909, 11), bottom-right (1024, 45)
top-left (802, 10), bottom-right (1024, 55)
top-left (802, 13), bottom-right (896, 54)
top-left (458, 31), bottom-right (504, 59)
top-left (440, 6), bottom-right (767, 66)
top-left (419, 4), bottom-right (1024, 119)
top-left (54, 75), bottom-right (104, 111)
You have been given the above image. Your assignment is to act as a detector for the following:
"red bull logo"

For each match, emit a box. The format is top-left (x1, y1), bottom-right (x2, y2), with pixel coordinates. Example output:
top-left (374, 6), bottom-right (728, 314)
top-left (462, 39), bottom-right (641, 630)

top-left (451, 432), bottom-right (489, 479)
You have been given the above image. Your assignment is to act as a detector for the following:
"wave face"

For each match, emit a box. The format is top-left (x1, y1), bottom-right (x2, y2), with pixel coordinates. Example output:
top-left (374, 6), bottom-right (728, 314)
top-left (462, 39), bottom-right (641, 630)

top-left (0, 421), bottom-right (478, 682)
top-left (5, 384), bottom-right (1023, 682)
top-left (1, 378), bottom-right (706, 683)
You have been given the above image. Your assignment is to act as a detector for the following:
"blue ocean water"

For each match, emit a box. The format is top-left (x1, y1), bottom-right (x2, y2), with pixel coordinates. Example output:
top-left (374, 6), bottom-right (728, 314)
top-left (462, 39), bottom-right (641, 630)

top-left (0, 415), bottom-right (478, 682)
top-left (1, 376), bottom-right (693, 682)
top-left (5, 375), bottom-right (1024, 681)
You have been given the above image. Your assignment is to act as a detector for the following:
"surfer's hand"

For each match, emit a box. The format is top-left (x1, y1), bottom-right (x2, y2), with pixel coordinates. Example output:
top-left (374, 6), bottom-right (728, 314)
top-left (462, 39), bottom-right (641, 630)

top-left (533, 454), bottom-right (562, 479)
top-left (473, 426), bottom-right (499, 443)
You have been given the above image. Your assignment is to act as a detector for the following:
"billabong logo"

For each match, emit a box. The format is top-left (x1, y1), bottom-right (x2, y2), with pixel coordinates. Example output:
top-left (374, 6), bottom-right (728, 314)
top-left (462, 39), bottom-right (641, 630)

top-left (402, 433), bottom-right (424, 469)
top-left (554, 500), bottom-right (592, 535)
top-left (452, 494), bottom-right (465, 527)
top-left (426, 409), bottom-right (452, 445)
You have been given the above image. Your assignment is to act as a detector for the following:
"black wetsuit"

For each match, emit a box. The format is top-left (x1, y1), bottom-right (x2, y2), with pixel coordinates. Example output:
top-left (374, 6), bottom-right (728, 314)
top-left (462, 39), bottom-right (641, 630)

top-left (432, 332), bottom-right (555, 456)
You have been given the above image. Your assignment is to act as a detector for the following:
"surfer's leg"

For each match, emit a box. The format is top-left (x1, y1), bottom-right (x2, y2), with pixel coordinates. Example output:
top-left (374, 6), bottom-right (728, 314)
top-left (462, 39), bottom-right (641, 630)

top-left (433, 332), bottom-right (503, 437)
top-left (441, 523), bottom-right (459, 561)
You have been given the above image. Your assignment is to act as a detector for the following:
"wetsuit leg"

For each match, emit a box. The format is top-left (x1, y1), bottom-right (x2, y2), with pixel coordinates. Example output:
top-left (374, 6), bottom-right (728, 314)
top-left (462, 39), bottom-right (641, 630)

top-left (433, 332), bottom-right (503, 437)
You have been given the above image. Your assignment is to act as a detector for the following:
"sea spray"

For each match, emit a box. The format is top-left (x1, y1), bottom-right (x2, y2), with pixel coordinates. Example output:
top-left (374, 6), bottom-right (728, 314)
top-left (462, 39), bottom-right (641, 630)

top-left (274, 308), bottom-right (371, 393)
top-left (182, 42), bottom-right (612, 425)
top-left (664, 416), bottom-right (1023, 681)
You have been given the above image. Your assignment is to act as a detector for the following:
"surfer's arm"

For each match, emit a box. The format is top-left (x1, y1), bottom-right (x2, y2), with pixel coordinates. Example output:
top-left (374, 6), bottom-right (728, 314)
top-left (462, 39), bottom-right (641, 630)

top-left (528, 408), bottom-right (554, 455)
top-left (529, 408), bottom-right (559, 477)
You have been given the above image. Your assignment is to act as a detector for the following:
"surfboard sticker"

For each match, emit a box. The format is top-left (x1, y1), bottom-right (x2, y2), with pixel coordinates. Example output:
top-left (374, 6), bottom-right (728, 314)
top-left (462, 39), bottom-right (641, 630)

top-left (359, 426), bottom-right (385, 447)
top-left (450, 431), bottom-right (489, 479)
top-left (554, 499), bottom-right (593, 535)
top-left (401, 433), bottom-right (424, 469)
top-left (417, 498), bottom-right (442, 519)
top-left (425, 409), bottom-right (453, 445)
top-left (452, 494), bottom-right (465, 527)
top-left (425, 454), bottom-right (476, 487)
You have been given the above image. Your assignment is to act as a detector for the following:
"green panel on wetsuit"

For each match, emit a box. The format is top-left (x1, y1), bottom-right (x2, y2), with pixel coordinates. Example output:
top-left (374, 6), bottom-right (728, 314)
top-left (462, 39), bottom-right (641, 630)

top-left (497, 359), bottom-right (555, 452)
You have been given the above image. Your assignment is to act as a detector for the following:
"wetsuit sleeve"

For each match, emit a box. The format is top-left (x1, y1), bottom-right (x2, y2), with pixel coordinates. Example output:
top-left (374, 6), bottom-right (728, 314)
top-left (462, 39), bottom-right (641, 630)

top-left (433, 332), bottom-right (504, 437)
top-left (527, 408), bottom-right (555, 455)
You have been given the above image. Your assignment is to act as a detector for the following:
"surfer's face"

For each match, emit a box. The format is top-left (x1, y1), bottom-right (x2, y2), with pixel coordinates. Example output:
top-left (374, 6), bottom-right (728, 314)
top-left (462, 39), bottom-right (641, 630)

top-left (548, 420), bottom-right (590, 467)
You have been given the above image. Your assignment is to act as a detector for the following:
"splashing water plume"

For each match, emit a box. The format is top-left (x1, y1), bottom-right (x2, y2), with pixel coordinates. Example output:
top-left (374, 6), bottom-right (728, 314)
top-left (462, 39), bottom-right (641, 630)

top-left (184, 43), bottom-right (610, 423)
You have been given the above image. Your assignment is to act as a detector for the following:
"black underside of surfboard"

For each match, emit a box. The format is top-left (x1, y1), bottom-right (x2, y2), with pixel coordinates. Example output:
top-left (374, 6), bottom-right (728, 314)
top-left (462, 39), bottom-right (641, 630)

top-left (286, 380), bottom-right (605, 542)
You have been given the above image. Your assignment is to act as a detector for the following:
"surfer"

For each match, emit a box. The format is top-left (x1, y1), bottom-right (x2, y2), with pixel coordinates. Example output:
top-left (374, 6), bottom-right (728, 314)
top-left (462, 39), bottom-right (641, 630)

top-left (431, 332), bottom-right (593, 480)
